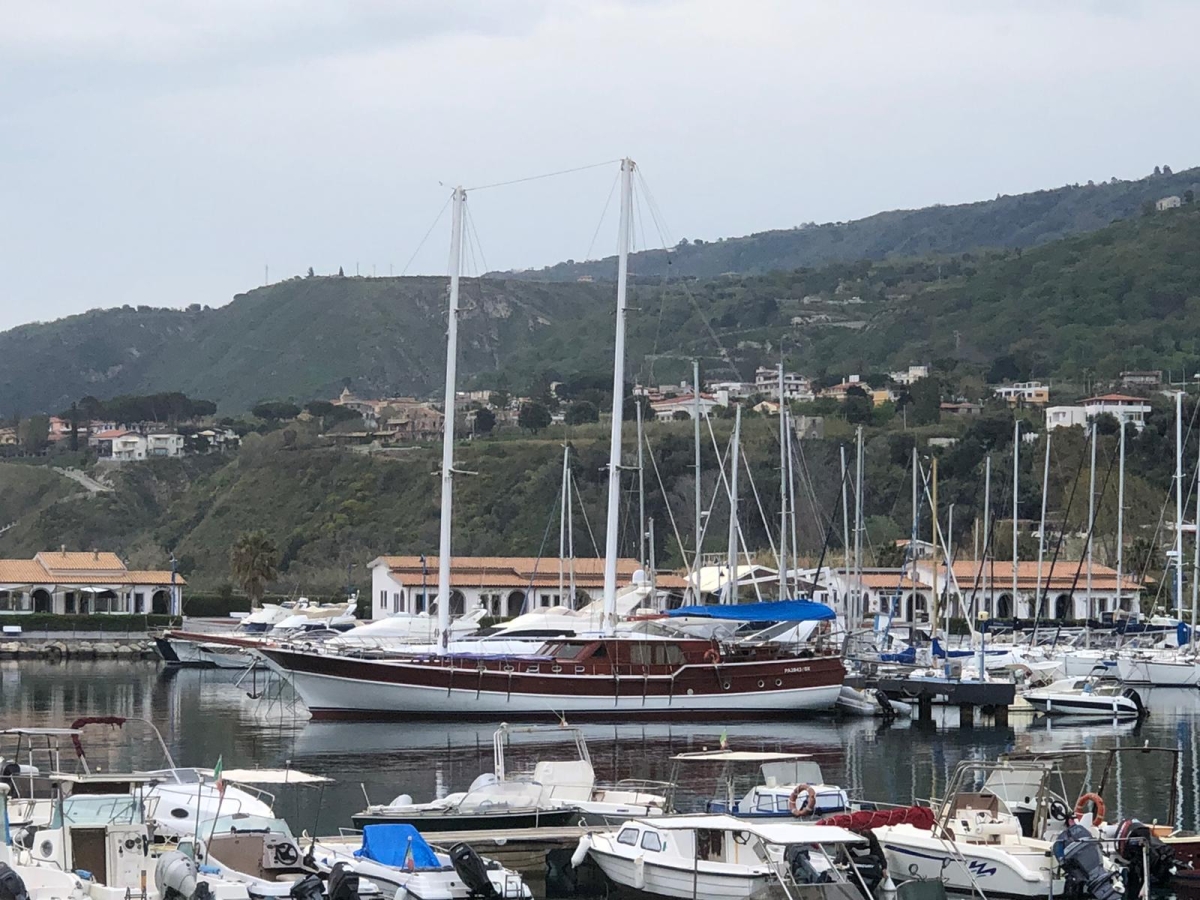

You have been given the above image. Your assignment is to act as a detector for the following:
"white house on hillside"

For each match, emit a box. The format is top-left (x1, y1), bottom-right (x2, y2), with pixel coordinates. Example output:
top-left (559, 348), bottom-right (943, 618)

top-left (1047, 394), bottom-right (1153, 433)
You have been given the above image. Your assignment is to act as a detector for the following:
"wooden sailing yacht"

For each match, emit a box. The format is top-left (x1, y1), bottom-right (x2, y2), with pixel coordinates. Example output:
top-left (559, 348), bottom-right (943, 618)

top-left (257, 160), bottom-right (845, 719)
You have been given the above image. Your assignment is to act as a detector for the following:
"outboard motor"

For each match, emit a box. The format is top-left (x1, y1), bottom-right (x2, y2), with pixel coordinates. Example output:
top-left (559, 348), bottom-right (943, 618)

top-left (846, 831), bottom-right (888, 899)
top-left (1115, 819), bottom-right (1175, 896)
top-left (326, 863), bottom-right (361, 900)
top-left (874, 689), bottom-right (897, 721)
top-left (449, 842), bottom-right (500, 899)
top-left (1053, 823), bottom-right (1121, 900)
top-left (0, 863), bottom-right (30, 900)
top-left (288, 875), bottom-right (325, 900)
top-left (1121, 688), bottom-right (1148, 719)
top-left (156, 851), bottom-right (214, 900)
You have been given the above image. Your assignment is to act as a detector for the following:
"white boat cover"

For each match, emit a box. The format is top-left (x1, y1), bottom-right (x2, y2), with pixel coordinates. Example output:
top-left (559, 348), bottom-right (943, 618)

top-left (219, 768), bottom-right (331, 784)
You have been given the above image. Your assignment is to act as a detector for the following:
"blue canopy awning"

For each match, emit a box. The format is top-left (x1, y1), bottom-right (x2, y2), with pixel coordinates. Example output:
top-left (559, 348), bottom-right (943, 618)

top-left (667, 599), bottom-right (836, 622)
top-left (355, 824), bottom-right (440, 870)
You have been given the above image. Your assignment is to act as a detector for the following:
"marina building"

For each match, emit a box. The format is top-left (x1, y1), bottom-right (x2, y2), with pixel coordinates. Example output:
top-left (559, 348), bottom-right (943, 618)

top-left (369, 555), bottom-right (688, 619)
top-left (0, 549), bottom-right (183, 615)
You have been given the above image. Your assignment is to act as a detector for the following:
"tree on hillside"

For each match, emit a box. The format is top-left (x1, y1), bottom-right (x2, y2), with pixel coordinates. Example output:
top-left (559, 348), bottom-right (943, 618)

top-left (843, 394), bottom-right (873, 425)
top-left (230, 530), bottom-right (279, 608)
top-left (488, 391), bottom-right (510, 410)
top-left (518, 402), bottom-right (552, 434)
top-left (69, 402), bottom-right (79, 452)
top-left (908, 378), bottom-right (942, 426)
top-left (473, 407), bottom-right (496, 435)
top-left (20, 415), bottom-right (49, 454)
top-left (306, 267), bottom-right (315, 278)
top-left (252, 401), bottom-right (301, 421)
top-left (337, 266), bottom-right (345, 277)
top-left (565, 400), bottom-right (599, 425)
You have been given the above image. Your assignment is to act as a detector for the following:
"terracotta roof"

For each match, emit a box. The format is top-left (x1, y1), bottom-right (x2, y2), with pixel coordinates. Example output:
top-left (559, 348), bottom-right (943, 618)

top-left (949, 560), bottom-right (1142, 591)
top-left (371, 555), bottom-right (685, 590)
top-left (859, 573), bottom-right (931, 590)
top-left (36, 551), bottom-right (126, 574)
top-left (125, 570), bottom-right (187, 586)
top-left (0, 560), bottom-right (52, 584)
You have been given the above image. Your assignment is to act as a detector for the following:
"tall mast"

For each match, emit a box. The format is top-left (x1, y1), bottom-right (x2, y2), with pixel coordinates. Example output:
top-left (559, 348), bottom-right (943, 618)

top-left (1032, 433), bottom-right (1051, 641)
top-left (559, 443), bottom-right (569, 605)
top-left (692, 359), bottom-right (702, 602)
top-left (1116, 419), bottom-right (1126, 615)
top-left (982, 455), bottom-right (991, 619)
top-left (787, 412), bottom-right (800, 585)
top-left (726, 405), bottom-right (742, 605)
top-left (1086, 422), bottom-right (1096, 637)
top-left (853, 425), bottom-right (864, 628)
top-left (778, 362), bottom-right (788, 600)
top-left (911, 447), bottom-right (920, 613)
top-left (931, 456), bottom-right (939, 642)
top-left (637, 400), bottom-right (646, 569)
top-left (1192, 409), bottom-right (1199, 645)
top-left (840, 446), bottom-right (851, 620)
top-left (567, 463), bottom-right (576, 607)
top-left (601, 158), bottom-right (634, 636)
top-left (1177, 390), bottom-right (1185, 619)
top-left (1012, 420), bottom-right (1020, 617)
top-left (435, 186), bottom-right (466, 654)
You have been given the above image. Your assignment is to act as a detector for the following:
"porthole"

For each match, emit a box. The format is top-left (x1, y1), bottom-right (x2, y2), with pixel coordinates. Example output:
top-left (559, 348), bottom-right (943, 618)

top-left (722, 682), bottom-right (731, 691)
top-left (757, 680), bottom-right (765, 688)
top-left (775, 679), bottom-right (782, 687)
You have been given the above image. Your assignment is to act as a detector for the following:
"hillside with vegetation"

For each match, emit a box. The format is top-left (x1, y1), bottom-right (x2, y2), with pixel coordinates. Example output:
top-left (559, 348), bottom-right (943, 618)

top-left (0, 390), bottom-right (1186, 607)
top-left (4, 188), bottom-right (1200, 428)
top-left (523, 166), bottom-right (1200, 281)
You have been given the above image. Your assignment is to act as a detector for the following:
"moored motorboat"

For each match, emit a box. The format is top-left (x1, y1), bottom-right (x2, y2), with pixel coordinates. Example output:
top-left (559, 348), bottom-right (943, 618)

top-left (575, 814), bottom-right (876, 900)
top-left (1023, 674), bottom-right (1146, 719)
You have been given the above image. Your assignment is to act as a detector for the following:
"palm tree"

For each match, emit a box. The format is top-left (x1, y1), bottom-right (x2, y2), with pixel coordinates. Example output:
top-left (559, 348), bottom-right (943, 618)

top-left (230, 530), bottom-right (278, 608)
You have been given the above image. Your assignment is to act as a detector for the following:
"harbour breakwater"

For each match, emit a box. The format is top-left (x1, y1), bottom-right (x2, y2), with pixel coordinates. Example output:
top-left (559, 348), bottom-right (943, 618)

top-left (0, 637), bottom-right (158, 660)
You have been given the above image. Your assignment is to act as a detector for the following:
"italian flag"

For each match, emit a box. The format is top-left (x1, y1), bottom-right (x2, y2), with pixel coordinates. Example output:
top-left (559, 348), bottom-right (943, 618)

top-left (213, 755), bottom-right (225, 798)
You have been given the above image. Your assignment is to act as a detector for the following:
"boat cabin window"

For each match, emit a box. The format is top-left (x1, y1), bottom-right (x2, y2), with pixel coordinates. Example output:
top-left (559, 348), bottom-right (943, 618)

top-left (617, 828), bottom-right (639, 846)
top-left (755, 792), bottom-right (776, 813)
top-left (640, 831), bottom-right (663, 852)
top-left (697, 829), bottom-right (724, 861)
top-left (553, 642), bottom-right (592, 659)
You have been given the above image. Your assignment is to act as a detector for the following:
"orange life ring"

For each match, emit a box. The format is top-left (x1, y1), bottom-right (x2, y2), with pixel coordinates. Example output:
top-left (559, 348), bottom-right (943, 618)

top-left (1075, 792), bottom-right (1106, 821)
top-left (789, 784), bottom-right (818, 818)
top-left (703, 649), bottom-right (720, 665)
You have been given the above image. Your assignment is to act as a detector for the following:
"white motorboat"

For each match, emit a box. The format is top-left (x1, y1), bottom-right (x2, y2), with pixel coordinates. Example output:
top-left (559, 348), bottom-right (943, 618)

top-left (575, 814), bottom-right (875, 900)
top-left (1116, 651), bottom-right (1200, 687)
top-left (668, 750), bottom-right (850, 820)
top-left (874, 760), bottom-right (1121, 899)
top-left (1023, 675), bottom-right (1145, 718)
top-left (354, 723), bottom-right (665, 830)
top-left (318, 823), bottom-right (531, 900)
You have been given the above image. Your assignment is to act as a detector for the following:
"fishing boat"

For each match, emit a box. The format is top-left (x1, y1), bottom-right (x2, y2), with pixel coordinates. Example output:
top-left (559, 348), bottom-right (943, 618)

top-left (1023, 673), bottom-right (1145, 718)
top-left (574, 814), bottom-right (877, 900)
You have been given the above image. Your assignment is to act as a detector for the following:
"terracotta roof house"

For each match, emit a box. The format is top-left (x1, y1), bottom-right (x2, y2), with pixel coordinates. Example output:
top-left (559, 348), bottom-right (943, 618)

top-left (368, 555), bottom-right (686, 619)
top-left (0, 549), bottom-right (183, 615)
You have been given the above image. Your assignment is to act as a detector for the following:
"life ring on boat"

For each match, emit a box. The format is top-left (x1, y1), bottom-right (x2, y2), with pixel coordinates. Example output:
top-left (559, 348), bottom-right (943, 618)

top-left (703, 649), bottom-right (720, 665)
top-left (1075, 793), bottom-right (1106, 821)
top-left (789, 784), bottom-right (818, 818)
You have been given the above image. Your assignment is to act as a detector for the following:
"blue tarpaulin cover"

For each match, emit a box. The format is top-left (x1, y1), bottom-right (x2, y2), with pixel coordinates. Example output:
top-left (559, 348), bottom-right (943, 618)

top-left (932, 638), bottom-right (1006, 659)
top-left (667, 599), bottom-right (836, 621)
top-left (355, 824), bottom-right (441, 870)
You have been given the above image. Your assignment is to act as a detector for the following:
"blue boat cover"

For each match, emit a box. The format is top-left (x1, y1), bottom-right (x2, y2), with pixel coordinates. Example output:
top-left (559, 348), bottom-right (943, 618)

top-left (355, 824), bottom-right (441, 870)
top-left (1179, 622), bottom-right (1192, 647)
top-left (878, 647), bottom-right (916, 664)
top-left (931, 639), bottom-right (1006, 659)
top-left (667, 599), bottom-right (836, 622)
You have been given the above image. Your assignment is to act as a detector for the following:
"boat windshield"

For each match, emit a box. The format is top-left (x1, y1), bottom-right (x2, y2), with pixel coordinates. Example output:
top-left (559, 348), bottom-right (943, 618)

top-left (203, 814), bottom-right (293, 836)
top-left (56, 795), bottom-right (142, 827)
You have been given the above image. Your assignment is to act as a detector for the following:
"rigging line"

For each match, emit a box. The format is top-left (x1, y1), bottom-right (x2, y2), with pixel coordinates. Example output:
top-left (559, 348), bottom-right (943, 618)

top-left (570, 469), bottom-right (603, 557)
top-left (584, 170), bottom-right (620, 262)
top-left (466, 203), bottom-right (490, 275)
top-left (643, 428), bottom-right (691, 572)
top-left (635, 168), bottom-right (674, 249)
top-left (518, 489), bottom-right (562, 617)
top-left (465, 158), bottom-right (622, 192)
top-left (401, 194), bottom-right (452, 276)
top-left (1031, 431), bottom-right (1090, 631)
top-left (740, 446), bottom-right (780, 568)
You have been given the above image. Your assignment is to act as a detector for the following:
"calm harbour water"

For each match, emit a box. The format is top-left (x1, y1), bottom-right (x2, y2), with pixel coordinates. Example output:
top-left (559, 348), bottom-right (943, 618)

top-left (4, 660), bottom-right (1200, 839)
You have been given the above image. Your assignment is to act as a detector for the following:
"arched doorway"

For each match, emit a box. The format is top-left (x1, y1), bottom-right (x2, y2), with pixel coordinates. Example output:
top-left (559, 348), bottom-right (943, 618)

top-left (32, 589), bottom-right (51, 614)
top-left (904, 593), bottom-right (916, 621)
top-left (152, 590), bottom-right (170, 615)
top-left (1054, 594), bottom-right (1073, 621)
top-left (449, 590), bottom-right (466, 616)
top-left (506, 591), bottom-right (526, 617)
top-left (996, 593), bottom-right (1013, 619)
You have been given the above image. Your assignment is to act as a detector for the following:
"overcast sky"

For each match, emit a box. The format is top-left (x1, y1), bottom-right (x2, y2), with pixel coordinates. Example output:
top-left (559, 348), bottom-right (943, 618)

top-left (2, 0), bottom-right (1197, 331)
